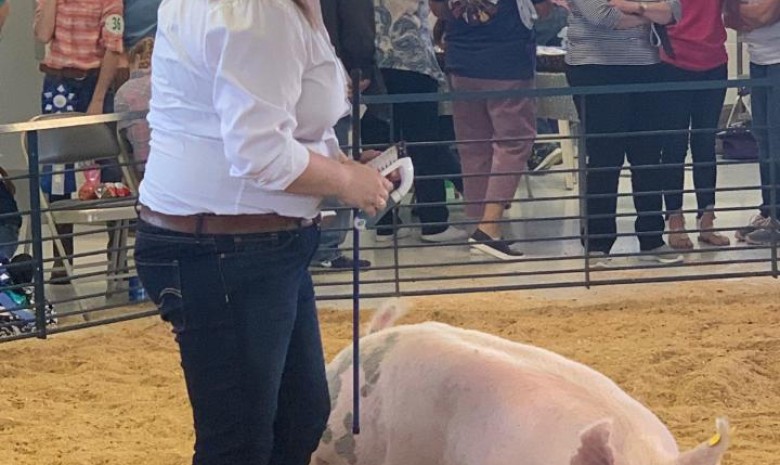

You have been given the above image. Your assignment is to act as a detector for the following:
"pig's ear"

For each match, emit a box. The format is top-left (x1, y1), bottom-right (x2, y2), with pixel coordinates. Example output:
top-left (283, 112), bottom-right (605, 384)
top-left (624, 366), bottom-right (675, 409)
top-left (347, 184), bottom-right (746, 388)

top-left (676, 418), bottom-right (730, 465)
top-left (570, 419), bottom-right (617, 465)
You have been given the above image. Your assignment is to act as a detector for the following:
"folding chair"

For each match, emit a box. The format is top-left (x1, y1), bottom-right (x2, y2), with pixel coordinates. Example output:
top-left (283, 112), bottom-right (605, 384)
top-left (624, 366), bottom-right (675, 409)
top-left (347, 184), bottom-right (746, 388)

top-left (20, 112), bottom-right (139, 312)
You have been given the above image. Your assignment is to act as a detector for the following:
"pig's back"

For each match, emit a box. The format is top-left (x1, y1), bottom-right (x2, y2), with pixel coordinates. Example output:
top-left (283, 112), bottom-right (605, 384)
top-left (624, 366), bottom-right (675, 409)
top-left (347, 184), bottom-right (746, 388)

top-left (370, 323), bottom-right (677, 464)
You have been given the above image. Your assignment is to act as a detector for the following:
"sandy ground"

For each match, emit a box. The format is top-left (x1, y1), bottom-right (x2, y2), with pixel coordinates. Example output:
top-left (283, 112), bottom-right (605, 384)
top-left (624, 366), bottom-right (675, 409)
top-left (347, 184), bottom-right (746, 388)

top-left (0, 279), bottom-right (778, 465)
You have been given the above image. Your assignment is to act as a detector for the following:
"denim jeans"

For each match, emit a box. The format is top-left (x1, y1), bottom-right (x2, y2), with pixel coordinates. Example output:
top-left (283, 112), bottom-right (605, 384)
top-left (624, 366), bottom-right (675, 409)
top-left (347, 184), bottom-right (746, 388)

top-left (134, 220), bottom-right (328, 465)
top-left (750, 62), bottom-right (780, 220)
top-left (660, 63), bottom-right (728, 216)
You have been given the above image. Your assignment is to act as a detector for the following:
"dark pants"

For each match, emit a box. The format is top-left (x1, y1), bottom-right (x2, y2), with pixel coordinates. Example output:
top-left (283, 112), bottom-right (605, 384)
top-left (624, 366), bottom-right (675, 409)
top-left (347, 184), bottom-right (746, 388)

top-left (750, 62), bottom-right (780, 220)
top-left (41, 73), bottom-right (117, 195)
top-left (42, 73), bottom-right (120, 274)
top-left (371, 68), bottom-right (450, 235)
top-left (134, 221), bottom-right (328, 465)
top-left (566, 64), bottom-right (666, 253)
top-left (660, 63), bottom-right (727, 217)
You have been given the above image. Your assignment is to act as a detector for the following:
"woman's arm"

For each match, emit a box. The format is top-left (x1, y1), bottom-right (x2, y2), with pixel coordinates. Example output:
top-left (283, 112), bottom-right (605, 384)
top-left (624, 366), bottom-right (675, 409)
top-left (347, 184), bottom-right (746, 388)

top-left (609, 0), bottom-right (681, 25)
top-left (33, 0), bottom-right (57, 43)
top-left (734, 0), bottom-right (780, 30)
top-left (0, 1), bottom-right (10, 33)
top-left (429, 0), bottom-right (456, 20)
top-left (569, 0), bottom-right (629, 29)
top-left (208, 0), bottom-right (391, 215)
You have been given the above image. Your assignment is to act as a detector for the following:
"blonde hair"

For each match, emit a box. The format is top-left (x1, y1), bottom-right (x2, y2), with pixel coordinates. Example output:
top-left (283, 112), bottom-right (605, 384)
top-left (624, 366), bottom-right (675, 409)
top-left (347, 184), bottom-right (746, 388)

top-left (129, 37), bottom-right (154, 70)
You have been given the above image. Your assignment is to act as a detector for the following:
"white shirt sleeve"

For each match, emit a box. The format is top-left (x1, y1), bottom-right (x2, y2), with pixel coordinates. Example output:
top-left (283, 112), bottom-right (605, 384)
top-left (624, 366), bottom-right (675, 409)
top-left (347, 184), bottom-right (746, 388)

top-left (206, 0), bottom-right (312, 191)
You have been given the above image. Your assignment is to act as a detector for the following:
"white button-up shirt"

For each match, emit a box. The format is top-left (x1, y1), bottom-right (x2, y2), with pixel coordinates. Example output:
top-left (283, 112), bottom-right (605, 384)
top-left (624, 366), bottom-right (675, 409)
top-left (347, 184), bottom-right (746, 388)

top-left (140, 0), bottom-right (350, 218)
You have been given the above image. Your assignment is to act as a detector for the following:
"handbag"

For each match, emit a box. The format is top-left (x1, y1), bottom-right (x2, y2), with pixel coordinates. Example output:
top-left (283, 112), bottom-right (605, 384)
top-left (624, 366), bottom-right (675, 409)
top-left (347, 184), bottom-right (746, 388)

top-left (717, 89), bottom-right (759, 161)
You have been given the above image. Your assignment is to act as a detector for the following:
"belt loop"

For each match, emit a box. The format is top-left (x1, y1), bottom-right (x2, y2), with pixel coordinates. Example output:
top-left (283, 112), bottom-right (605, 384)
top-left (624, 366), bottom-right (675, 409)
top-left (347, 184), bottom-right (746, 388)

top-left (195, 214), bottom-right (206, 238)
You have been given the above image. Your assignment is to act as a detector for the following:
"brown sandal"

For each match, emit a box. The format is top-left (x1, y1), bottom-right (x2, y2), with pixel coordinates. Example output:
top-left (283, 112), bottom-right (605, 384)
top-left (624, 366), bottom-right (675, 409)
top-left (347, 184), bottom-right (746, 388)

top-left (668, 213), bottom-right (694, 250)
top-left (697, 212), bottom-right (731, 247)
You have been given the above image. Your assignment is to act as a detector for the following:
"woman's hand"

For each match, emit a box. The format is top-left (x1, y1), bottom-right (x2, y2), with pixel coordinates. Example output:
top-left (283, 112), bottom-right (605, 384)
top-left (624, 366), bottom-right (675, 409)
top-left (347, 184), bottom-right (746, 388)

top-left (360, 149), bottom-right (402, 182)
top-left (337, 162), bottom-right (393, 217)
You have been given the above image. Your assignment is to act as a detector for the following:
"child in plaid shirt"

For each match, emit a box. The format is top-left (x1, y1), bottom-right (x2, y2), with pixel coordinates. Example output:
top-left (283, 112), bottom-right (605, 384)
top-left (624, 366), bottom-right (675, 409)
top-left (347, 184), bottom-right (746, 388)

top-left (33, 0), bottom-right (125, 281)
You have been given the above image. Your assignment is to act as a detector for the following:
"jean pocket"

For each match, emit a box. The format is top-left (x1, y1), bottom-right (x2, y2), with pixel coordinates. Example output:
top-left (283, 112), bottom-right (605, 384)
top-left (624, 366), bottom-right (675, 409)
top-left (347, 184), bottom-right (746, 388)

top-left (221, 230), bottom-right (300, 260)
top-left (136, 260), bottom-right (185, 334)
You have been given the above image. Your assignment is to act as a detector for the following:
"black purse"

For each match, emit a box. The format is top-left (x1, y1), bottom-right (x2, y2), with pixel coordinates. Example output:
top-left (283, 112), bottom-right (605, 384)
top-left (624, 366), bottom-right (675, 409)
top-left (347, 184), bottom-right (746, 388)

top-left (716, 89), bottom-right (759, 161)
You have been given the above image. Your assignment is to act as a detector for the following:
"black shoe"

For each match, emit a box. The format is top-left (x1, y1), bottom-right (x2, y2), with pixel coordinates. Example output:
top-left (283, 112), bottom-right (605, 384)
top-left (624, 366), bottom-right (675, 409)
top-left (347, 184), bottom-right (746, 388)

top-left (49, 270), bottom-right (72, 285)
top-left (468, 229), bottom-right (524, 260)
top-left (528, 143), bottom-right (563, 172)
top-left (313, 255), bottom-right (371, 270)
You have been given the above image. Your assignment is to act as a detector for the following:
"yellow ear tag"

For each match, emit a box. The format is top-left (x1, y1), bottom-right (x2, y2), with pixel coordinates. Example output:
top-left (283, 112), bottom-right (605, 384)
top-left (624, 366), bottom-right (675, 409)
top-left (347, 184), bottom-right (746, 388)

top-left (708, 432), bottom-right (721, 447)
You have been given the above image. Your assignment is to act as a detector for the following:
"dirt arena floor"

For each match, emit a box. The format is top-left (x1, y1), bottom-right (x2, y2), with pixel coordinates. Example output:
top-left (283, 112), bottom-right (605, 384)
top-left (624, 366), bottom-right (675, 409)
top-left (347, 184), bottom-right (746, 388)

top-left (0, 279), bottom-right (778, 465)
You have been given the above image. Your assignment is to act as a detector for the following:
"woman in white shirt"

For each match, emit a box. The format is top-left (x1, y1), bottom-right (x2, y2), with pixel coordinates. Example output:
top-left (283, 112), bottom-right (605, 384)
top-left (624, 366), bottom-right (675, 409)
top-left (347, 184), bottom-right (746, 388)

top-left (134, 0), bottom-right (392, 463)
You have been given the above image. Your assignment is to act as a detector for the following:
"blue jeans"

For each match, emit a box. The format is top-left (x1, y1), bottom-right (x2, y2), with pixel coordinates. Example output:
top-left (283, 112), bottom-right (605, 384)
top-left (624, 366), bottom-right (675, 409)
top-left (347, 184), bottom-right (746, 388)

top-left (134, 221), bottom-right (328, 465)
top-left (750, 62), bottom-right (780, 219)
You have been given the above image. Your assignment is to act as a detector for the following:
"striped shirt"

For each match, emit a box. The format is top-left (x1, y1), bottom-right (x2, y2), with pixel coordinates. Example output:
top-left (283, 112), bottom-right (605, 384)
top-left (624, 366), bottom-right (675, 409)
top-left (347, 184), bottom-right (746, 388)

top-left (565, 0), bottom-right (682, 66)
top-left (38, 0), bottom-right (124, 71)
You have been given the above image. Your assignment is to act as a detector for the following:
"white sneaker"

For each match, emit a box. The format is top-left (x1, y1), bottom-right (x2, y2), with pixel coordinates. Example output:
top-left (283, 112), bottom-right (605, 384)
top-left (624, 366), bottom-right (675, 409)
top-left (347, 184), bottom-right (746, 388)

top-left (587, 252), bottom-right (614, 269)
top-left (736, 214), bottom-right (772, 242)
top-left (421, 227), bottom-right (469, 243)
top-left (638, 245), bottom-right (685, 265)
top-left (375, 227), bottom-right (412, 243)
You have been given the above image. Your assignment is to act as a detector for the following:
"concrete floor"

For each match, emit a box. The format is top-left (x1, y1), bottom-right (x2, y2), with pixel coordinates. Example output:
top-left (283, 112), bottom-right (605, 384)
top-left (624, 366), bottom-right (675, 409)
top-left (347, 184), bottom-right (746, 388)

top-left (39, 158), bottom-right (777, 319)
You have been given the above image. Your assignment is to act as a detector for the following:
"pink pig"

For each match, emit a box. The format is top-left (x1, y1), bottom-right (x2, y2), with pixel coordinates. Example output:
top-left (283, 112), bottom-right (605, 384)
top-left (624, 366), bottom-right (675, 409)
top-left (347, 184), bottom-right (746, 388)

top-left (312, 300), bottom-right (730, 465)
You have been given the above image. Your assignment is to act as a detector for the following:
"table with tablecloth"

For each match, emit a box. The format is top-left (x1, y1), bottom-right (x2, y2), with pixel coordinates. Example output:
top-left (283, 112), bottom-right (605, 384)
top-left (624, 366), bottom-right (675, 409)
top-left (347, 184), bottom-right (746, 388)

top-left (536, 71), bottom-right (579, 189)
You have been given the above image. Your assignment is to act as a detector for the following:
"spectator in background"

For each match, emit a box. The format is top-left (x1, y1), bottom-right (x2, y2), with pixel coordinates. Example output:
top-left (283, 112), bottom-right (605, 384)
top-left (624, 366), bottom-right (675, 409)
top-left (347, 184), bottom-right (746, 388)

top-left (0, 0), bottom-right (9, 36)
top-left (431, 0), bottom-right (550, 260)
top-left (123, 0), bottom-right (160, 49)
top-left (114, 0), bottom-right (162, 88)
top-left (114, 37), bottom-right (152, 181)
top-left (660, 0), bottom-right (731, 250)
top-left (0, 166), bottom-right (21, 260)
top-left (565, 0), bottom-right (684, 266)
top-left (726, 0), bottom-right (780, 245)
top-left (373, 0), bottom-right (468, 243)
top-left (313, 0), bottom-right (384, 270)
top-left (33, 0), bottom-right (125, 282)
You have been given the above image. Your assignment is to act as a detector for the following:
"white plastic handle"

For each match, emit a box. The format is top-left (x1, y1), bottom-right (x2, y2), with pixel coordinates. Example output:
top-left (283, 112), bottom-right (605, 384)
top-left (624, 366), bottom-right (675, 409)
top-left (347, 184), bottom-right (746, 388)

top-left (382, 158), bottom-right (414, 203)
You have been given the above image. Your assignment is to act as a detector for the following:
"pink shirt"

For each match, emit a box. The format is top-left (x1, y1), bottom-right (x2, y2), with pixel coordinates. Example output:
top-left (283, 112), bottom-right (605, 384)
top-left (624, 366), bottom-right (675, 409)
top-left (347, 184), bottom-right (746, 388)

top-left (662, 0), bottom-right (728, 71)
top-left (38, 0), bottom-right (124, 70)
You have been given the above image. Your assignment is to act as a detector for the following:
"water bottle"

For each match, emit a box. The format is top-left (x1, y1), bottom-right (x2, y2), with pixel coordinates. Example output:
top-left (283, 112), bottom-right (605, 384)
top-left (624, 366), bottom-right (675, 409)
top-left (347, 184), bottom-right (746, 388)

top-left (445, 180), bottom-right (456, 203)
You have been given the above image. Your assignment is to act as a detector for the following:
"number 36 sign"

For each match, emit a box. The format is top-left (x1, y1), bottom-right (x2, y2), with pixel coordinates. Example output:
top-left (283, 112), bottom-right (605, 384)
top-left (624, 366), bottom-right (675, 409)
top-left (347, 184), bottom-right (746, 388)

top-left (104, 14), bottom-right (124, 34)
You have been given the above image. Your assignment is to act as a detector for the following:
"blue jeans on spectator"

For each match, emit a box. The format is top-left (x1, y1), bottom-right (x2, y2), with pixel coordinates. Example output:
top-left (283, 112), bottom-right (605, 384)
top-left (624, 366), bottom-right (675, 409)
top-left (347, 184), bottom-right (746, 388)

top-left (750, 62), bottom-right (780, 220)
top-left (313, 117), bottom-right (352, 263)
top-left (134, 220), bottom-right (328, 465)
top-left (0, 223), bottom-right (19, 260)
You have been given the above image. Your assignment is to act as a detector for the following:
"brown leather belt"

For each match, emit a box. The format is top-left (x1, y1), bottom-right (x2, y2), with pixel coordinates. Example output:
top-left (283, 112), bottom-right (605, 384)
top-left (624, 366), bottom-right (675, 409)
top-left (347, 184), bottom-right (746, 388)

top-left (138, 206), bottom-right (315, 236)
top-left (39, 64), bottom-right (99, 80)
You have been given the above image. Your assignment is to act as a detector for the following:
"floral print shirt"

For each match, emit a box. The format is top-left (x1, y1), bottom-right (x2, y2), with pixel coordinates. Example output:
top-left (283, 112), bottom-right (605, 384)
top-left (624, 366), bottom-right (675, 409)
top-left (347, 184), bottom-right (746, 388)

top-left (374, 0), bottom-right (445, 82)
